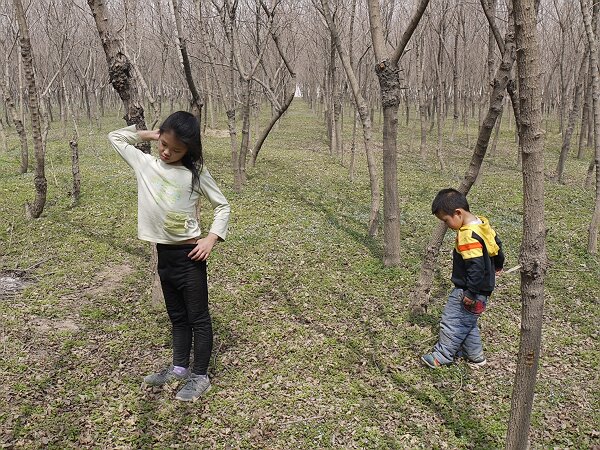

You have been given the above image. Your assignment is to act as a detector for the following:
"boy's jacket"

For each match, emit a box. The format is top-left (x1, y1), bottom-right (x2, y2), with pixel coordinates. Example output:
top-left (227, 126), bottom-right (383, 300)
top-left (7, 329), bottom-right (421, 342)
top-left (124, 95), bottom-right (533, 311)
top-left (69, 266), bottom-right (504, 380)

top-left (451, 216), bottom-right (505, 300)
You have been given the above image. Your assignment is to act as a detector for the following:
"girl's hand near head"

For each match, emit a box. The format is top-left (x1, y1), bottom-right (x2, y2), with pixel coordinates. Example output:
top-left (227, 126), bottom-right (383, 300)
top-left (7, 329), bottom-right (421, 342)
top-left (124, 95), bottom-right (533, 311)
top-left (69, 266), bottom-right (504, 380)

top-left (188, 233), bottom-right (220, 261)
top-left (138, 129), bottom-right (160, 141)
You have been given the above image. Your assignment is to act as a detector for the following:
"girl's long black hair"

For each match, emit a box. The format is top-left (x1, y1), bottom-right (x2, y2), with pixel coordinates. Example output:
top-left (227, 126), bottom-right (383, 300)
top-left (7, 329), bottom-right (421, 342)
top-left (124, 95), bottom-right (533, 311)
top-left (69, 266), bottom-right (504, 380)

top-left (159, 111), bottom-right (203, 193)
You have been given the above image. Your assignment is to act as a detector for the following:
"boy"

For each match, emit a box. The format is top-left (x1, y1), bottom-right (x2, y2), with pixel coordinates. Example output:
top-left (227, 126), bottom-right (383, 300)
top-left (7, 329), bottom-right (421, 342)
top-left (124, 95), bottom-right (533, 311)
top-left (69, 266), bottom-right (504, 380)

top-left (421, 188), bottom-right (504, 369)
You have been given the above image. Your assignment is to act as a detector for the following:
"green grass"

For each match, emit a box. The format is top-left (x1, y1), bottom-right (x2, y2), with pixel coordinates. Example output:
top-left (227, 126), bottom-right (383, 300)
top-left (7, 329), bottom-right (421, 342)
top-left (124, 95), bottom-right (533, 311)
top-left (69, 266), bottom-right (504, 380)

top-left (0, 102), bottom-right (598, 448)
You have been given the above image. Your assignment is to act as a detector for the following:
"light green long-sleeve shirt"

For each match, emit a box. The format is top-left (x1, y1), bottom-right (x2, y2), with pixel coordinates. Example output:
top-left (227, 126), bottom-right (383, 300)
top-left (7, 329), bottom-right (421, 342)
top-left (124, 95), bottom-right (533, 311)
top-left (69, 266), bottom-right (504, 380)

top-left (108, 125), bottom-right (230, 244)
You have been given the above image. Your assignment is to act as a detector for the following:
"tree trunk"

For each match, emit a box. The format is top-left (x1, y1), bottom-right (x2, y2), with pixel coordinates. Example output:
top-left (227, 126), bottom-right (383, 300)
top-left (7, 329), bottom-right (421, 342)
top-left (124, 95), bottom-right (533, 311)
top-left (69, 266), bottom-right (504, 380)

top-left (410, 18), bottom-right (516, 315)
top-left (417, 38), bottom-right (428, 160)
top-left (579, 66), bottom-right (592, 159)
top-left (1, 57), bottom-right (28, 173)
top-left (367, 0), bottom-right (430, 265)
top-left (14, 0), bottom-right (47, 219)
top-left (87, 0), bottom-right (149, 149)
top-left (505, 0), bottom-right (548, 447)
top-left (238, 77), bottom-right (251, 188)
top-left (319, 0), bottom-right (380, 236)
top-left (171, 0), bottom-right (202, 123)
top-left (555, 49), bottom-right (588, 183)
top-left (376, 60), bottom-right (402, 266)
top-left (581, 0), bottom-right (600, 253)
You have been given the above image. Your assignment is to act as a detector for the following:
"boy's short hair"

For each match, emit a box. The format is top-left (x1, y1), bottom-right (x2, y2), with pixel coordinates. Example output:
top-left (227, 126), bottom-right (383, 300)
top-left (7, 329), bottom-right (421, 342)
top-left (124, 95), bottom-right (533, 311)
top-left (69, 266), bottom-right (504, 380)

top-left (432, 188), bottom-right (470, 215)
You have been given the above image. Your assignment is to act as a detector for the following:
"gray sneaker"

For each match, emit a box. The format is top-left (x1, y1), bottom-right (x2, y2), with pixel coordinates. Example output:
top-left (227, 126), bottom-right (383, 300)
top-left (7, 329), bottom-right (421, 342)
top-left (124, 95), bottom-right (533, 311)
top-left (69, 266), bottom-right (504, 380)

top-left (175, 374), bottom-right (211, 402)
top-left (143, 365), bottom-right (190, 386)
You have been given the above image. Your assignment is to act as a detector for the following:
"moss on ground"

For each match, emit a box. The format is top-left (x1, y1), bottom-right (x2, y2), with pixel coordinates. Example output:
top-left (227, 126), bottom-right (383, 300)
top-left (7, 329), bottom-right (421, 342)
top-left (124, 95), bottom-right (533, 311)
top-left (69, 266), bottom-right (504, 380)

top-left (0, 103), bottom-right (598, 448)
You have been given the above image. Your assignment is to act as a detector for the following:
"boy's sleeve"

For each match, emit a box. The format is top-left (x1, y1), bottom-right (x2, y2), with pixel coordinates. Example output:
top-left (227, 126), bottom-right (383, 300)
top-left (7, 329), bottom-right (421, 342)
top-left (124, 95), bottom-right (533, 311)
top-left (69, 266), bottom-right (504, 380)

top-left (108, 125), bottom-right (148, 170)
top-left (197, 168), bottom-right (231, 241)
top-left (457, 230), bottom-right (486, 299)
top-left (493, 234), bottom-right (505, 271)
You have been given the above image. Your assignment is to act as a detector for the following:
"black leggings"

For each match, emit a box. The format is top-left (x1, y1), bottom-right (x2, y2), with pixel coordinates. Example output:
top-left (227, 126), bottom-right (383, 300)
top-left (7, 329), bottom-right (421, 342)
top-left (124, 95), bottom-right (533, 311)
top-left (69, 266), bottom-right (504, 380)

top-left (157, 244), bottom-right (212, 375)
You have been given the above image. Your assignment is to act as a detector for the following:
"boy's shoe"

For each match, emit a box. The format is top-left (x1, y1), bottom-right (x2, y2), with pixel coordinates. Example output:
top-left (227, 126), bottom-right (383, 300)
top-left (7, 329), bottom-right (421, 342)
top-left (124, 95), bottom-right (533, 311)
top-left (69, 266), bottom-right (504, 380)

top-left (143, 365), bottom-right (190, 386)
top-left (421, 353), bottom-right (442, 369)
top-left (175, 374), bottom-right (211, 402)
top-left (466, 357), bottom-right (487, 368)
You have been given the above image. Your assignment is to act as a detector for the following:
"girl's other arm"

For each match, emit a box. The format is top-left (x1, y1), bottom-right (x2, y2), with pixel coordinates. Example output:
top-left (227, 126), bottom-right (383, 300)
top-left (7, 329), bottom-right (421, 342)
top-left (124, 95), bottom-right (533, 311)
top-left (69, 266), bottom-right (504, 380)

top-left (108, 125), bottom-right (154, 168)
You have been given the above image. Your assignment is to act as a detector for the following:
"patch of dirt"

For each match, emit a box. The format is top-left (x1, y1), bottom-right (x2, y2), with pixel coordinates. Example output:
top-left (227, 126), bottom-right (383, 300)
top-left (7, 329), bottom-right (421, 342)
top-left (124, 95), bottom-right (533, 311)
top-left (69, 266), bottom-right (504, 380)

top-left (203, 128), bottom-right (230, 138)
top-left (85, 264), bottom-right (135, 296)
top-left (0, 271), bottom-right (32, 299)
top-left (32, 317), bottom-right (80, 332)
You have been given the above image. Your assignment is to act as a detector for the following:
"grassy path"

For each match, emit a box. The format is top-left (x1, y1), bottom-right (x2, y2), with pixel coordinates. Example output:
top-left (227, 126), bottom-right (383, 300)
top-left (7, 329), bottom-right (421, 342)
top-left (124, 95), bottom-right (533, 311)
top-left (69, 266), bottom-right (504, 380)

top-left (0, 102), bottom-right (598, 448)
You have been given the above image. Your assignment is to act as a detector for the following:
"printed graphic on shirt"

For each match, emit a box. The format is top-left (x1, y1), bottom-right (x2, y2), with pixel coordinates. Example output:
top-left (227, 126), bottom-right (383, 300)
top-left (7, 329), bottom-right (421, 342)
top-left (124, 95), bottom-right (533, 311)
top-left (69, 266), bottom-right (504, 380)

top-left (151, 175), bottom-right (183, 205)
top-left (164, 211), bottom-right (198, 235)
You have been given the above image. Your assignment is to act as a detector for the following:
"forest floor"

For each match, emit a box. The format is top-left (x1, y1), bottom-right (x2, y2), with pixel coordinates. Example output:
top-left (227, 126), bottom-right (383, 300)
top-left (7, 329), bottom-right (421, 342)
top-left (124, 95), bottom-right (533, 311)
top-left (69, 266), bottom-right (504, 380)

top-left (0, 102), bottom-right (598, 449)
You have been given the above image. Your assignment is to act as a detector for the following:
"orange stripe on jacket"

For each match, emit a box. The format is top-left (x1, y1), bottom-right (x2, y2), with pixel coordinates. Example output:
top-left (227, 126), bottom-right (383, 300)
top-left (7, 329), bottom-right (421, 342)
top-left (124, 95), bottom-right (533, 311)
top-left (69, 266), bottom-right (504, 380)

top-left (457, 242), bottom-right (483, 252)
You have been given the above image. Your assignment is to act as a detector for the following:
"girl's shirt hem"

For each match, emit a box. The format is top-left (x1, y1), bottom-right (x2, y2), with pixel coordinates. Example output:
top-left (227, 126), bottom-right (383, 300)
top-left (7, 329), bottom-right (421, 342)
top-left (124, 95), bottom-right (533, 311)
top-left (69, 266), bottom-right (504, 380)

top-left (108, 125), bottom-right (230, 244)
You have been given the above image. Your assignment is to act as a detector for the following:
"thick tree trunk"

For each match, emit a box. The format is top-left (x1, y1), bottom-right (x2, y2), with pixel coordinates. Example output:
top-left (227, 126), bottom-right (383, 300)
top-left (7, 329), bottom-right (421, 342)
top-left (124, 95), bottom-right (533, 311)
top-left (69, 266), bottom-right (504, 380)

top-left (410, 22), bottom-right (516, 315)
top-left (14, 0), bottom-right (47, 219)
top-left (367, 0), bottom-right (430, 265)
top-left (555, 49), bottom-right (588, 183)
top-left (505, 0), bottom-right (548, 447)
top-left (87, 0), bottom-right (149, 152)
top-left (376, 60), bottom-right (402, 266)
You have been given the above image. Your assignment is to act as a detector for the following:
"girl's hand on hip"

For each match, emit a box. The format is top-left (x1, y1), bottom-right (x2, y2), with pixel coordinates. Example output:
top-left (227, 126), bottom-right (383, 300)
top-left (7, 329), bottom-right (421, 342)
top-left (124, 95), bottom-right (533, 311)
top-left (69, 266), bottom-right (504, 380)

top-left (188, 233), bottom-right (219, 261)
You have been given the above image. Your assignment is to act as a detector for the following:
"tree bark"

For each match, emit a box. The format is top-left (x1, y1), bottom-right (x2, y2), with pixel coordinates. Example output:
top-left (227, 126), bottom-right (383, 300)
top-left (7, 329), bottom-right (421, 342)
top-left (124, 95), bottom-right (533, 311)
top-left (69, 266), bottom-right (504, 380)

top-left (505, 0), bottom-right (548, 447)
top-left (13, 0), bottom-right (47, 219)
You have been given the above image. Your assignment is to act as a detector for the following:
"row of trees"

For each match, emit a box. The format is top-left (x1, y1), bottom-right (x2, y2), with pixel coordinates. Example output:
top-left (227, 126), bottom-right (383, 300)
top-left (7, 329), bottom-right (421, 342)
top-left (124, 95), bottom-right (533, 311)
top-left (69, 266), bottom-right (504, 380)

top-left (2, 0), bottom-right (597, 447)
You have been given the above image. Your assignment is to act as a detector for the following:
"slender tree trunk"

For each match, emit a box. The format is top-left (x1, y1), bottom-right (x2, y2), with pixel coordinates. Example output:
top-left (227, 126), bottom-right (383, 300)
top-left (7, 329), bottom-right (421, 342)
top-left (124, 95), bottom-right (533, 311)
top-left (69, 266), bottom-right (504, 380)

top-left (579, 67), bottom-right (592, 159)
top-left (14, 0), bottom-right (47, 219)
top-left (2, 56), bottom-right (28, 173)
top-left (319, 0), bottom-right (380, 236)
top-left (410, 17), bottom-right (516, 315)
top-left (238, 77), bottom-right (251, 188)
top-left (171, 0), bottom-right (202, 123)
top-left (505, 0), bottom-right (548, 447)
top-left (555, 49), bottom-right (588, 183)
top-left (417, 38), bottom-right (427, 160)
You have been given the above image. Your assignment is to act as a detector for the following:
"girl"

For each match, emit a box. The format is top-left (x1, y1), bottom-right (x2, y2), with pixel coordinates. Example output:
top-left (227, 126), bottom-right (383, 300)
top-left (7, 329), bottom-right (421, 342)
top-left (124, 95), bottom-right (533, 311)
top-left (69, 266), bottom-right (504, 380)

top-left (108, 111), bottom-right (230, 402)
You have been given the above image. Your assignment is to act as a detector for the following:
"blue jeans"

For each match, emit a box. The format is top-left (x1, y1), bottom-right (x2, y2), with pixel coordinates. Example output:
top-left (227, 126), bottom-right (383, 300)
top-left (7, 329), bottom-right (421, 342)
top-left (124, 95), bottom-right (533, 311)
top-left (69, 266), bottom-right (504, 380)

top-left (432, 288), bottom-right (488, 365)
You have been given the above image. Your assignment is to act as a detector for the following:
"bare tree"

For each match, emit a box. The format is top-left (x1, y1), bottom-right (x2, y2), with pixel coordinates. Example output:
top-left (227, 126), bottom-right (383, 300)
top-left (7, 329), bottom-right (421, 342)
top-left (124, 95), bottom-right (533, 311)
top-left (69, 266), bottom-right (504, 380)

top-left (410, 1), bottom-right (517, 314)
top-left (366, 0), bottom-right (431, 266)
top-left (506, 0), bottom-right (549, 447)
top-left (1, 39), bottom-right (28, 173)
top-left (13, 0), bottom-right (47, 218)
top-left (87, 0), bottom-right (150, 139)
top-left (554, 48), bottom-right (588, 183)
top-left (316, 0), bottom-right (380, 237)
top-left (580, 0), bottom-right (600, 253)
top-left (170, 0), bottom-right (203, 123)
